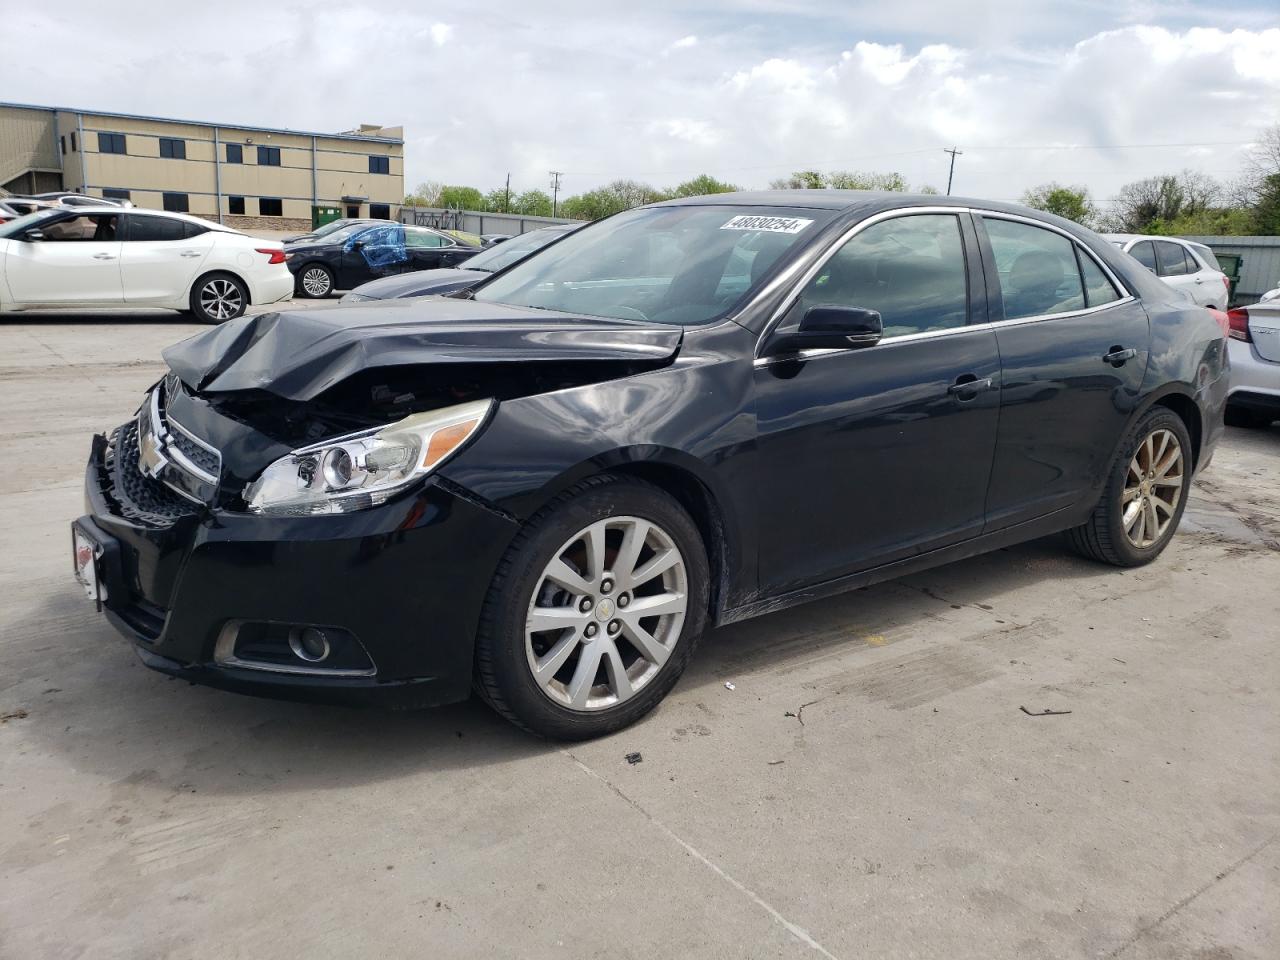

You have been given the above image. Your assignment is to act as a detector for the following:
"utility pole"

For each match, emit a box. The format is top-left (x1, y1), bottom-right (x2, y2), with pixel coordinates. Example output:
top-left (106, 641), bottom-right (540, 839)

top-left (504, 172), bottom-right (511, 213)
top-left (943, 147), bottom-right (963, 196)
top-left (550, 170), bottom-right (563, 218)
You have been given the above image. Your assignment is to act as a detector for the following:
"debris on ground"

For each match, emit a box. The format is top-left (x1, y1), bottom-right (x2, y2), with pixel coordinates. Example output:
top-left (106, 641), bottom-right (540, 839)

top-left (1020, 706), bottom-right (1072, 717)
top-left (724, 681), bottom-right (736, 691)
top-left (624, 752), bottom-right (642, 765)
top-left (1, 709), bottom-right (29, 723)
top-left (767, 760), bottom-right (785, 766)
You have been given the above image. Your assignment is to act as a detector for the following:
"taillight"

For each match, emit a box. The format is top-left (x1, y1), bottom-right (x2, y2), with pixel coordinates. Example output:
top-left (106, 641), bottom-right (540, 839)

top-left (255, 247), bottom-right (287, 265)
top-left (1209, 308), bottom-right (1231, 339)
top-left (1226, 308), bottom-right (1251, 343)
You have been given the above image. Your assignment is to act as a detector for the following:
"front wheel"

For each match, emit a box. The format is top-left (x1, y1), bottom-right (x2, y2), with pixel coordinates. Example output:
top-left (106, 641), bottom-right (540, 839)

top-left (1066, 407), bottom-right (1192, 566)
top-left (189, 273), bottom-right (248, 324)
top-left (474, 476), bottom-right (709, 740)
top-left (296, 264), bottom-right (334, 299)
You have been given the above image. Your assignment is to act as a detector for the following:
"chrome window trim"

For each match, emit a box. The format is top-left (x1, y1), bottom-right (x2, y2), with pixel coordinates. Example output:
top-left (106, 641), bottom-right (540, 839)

top-left (752, 205), bottom-right (1136, 362)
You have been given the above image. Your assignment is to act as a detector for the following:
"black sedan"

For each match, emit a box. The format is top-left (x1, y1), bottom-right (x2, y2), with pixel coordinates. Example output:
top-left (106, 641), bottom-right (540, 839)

top-left (73, 192), bottom-right (1227, 739)
top-left (340, 223), bottom-right (581, 303)
top-left (286, 222), bottom-right (482, 298)
top-left (282, 217), bottom-right (381, 244)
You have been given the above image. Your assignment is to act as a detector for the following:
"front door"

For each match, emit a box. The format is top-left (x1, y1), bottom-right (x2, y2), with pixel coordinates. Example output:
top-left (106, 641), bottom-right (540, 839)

top-left (976, 215), bottom-right (1151, 530)
top-left (753, 212), bottom-right (1001, 594)
top-left (4, 212), bottom-right (124, 304)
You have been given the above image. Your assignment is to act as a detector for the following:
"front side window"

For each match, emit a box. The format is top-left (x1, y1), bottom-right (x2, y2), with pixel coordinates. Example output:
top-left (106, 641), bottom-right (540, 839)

top-left (404, 227), bottom-right (448, 248)
top-left (1155, 240), bottom-right (1191, 277)
top-left (983, 218), bottom-right (1085, 320)
top-left (37, 213), bottom-right (120, 242)
top-left (474, 205), bottom-right (832, 325)
top-left (257, 146), bottom-right (281, 166)
top-left (162, 192), bottom-right (189, 213)
top-left (1077, 250), bottom-right (1122, 308)
top-left (259, 197), bottom-right (283, 217)
top-left (98, 132), bottom-right (126, 155)
top-left (226, 143), bottom-right (243, 164)
top-left (792, 213), bottom-right (968, 339)
top-left (159, 137), bottom-right (186, 160)
top-left (1129, 240), bottom-right (1157, 272)
top-left (127, 216), bottom-right (186, 242)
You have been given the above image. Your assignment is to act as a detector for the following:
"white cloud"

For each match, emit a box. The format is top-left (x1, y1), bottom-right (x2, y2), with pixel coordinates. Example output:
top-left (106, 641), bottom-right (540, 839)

top-left (428, 22), bottom-right (453, 46)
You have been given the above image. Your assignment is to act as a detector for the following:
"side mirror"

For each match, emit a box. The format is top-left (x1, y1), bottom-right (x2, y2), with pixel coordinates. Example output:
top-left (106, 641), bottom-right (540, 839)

top-left (766, 305), bottom-right (883, 355)
top-left (21, 229), bottom-right (45, 242)
top-left (351, 239), bottom-right (365, 250)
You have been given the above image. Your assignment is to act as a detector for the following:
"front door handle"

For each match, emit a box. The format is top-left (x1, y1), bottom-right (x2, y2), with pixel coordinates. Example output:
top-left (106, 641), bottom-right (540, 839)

top-left (1103, 346), bottom-right (1137, 366)
top-left (948, 374), bottom-right (993, 399)
top-left (92, 252), bottom-right (116, 260)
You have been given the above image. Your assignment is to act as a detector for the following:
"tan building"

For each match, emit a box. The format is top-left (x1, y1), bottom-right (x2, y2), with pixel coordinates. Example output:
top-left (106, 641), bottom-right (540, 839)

top-left (1, 102), bottom-right (404, 232)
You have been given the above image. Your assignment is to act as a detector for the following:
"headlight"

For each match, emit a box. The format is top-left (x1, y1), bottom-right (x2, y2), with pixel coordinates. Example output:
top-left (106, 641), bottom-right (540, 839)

top-left (244, 399), bottom-right (493, 516)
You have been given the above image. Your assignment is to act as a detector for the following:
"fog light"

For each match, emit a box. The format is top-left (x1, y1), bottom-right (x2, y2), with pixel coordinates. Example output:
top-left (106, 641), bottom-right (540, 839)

top-left (288, 626), bottom-right (331, 663)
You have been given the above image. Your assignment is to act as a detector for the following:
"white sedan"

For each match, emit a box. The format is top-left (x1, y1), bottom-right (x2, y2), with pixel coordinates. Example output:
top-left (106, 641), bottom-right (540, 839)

top-left (0, 207), bottom-right (293, 323)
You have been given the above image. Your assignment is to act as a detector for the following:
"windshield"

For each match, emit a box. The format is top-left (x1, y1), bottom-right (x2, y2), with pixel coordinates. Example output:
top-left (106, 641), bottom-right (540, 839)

top-left (0, 208), bottom-right (63, 239)
top-left (473, 205), bottom-right (831, 325)
top-left (463, 227), bottom-right (573, 273)
top-left (311, 219), bottom-right (363, 239)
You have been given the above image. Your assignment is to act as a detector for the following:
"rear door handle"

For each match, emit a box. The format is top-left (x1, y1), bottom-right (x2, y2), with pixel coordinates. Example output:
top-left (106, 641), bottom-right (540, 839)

top-left (179, 250), bottom-right (203, 258)
top-left (1103, 346), bottom-right (1137, 366)
top-left (948, 374), bottom-right (993, 399)
top-left (92, 252), bottom-right (116, 260)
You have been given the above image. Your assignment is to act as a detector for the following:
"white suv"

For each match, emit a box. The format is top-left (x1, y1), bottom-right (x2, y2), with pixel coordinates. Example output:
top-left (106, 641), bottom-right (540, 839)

top-left (1104, 234), bottom-right (1231, 309)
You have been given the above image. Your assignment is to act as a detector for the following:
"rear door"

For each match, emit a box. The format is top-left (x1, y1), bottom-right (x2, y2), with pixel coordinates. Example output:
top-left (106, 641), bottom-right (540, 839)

top-left (977, 214), bottom-right (1150, 530)
top-left (3, 212), bottom-right (123, 304)
top-left (119, 215), bottom-right (216, 303)
top-left (403, 227), bottom-right (454, 272)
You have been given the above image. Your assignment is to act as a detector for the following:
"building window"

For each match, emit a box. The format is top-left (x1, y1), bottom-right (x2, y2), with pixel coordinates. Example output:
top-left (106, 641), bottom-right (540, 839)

top-left (370, 203), bottom-right (391, 219)
top-left (70, 132), bottom-right (78, 152)
top-left (162, 192), bottom-right (189, 213)
top-left (226, 143), bottom-right (243, 164)
top-left (228, 196), bottom-right (245, 215)
top-left (368, 155), bottom-right (390, 175)
top-left (258, 197), bottom-right (283, 217)
top-left (60, 136), bottom-right (67, 156)
top-left (98, 132), bottom-right (127, 154)
top-left (257, 146), bottom-right (281, 166)
top-left (102, 189), bottom-right (131, 201)
top-left (159, 137), bottom-right (186, 160)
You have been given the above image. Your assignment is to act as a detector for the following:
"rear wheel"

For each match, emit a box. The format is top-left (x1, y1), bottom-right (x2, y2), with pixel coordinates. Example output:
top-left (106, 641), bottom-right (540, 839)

top-left (474, 476), bottom-right (709, 740)
top-left (1066, 407), bottom-right (1192, 567)
top-left (297, 264), bottom-right (334, 299)
top-left (189, 273), bottom-right (248, 324)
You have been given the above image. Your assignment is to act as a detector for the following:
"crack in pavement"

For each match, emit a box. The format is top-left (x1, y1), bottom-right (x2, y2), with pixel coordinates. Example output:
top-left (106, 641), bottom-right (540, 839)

top-left (1103, 832), bottom-right (1278, 958)
top-left (565, 750), bottom-right (841, 959)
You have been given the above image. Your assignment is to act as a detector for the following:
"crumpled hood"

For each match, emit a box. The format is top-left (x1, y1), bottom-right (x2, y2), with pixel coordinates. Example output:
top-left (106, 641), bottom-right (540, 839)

top-left (163, 298), bottom-right (683, 401)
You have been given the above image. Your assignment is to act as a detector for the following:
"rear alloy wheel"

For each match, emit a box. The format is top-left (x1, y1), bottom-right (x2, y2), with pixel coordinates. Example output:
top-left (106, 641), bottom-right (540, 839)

top-left (190, 274), bottom-right (247, 324)
top-left (475, 476), bottom-right (709, 739)
top-left (1066, 408), bottom-right (1192, 566)
top-left (298, 264), bottom-right (334, 299)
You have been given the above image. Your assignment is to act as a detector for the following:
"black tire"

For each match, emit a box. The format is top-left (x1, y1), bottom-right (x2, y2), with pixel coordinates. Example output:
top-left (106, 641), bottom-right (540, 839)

top-left (1225, 405), bottom-right (1270, 429)
top-left (295, 263), bottom-right (334, 299)
top-left (1066, 407), bottom-right (1193, 567)
top-left (474, 475), bottom-right (710, 740)
top-left (188, 272), bottom-right (248, 324)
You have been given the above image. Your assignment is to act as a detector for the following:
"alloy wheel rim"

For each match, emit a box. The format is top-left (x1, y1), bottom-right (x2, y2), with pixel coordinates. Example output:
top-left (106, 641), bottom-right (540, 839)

top-left (199, 279), bottom-right (242, 320)
top-left (525, 515), bottom-right (688, 711)
top-left (1122, 428), bottom-right (1184, 549)
top-left (302, 268), bottom-right (331, 297)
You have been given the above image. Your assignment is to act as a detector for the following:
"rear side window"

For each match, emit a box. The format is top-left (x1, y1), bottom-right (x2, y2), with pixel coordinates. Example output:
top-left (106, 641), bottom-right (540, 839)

top-left (795, 213), bottom-right (969, 339)
top-left (405, 227), bottom-right (447, 248)
top-left (127, 216), bottom-right (186, 242)
top-left (983, 218), bottom-right (1085, 320)
top-left (1155, 240), bottom-right (1191, 277)
top-left (1129, 241), bottom-right (1157, 272)
top-left (1188, 243), bottom-right (1218, 272)
top-left (1077, 250), bottom-right (1122, 308)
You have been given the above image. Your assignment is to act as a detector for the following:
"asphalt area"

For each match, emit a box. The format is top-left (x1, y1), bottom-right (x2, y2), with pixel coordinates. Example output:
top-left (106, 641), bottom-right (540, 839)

top-left (1, 304), bottom-right (1277, 959)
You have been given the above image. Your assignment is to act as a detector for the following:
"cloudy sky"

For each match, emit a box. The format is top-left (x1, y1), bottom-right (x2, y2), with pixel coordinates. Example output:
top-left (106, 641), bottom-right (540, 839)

top-left (6, 1), bottom-right (1279, 205)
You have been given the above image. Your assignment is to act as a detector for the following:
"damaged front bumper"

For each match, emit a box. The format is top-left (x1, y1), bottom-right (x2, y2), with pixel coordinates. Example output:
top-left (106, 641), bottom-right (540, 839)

top-left (78, 426), bottom-right (519, 707)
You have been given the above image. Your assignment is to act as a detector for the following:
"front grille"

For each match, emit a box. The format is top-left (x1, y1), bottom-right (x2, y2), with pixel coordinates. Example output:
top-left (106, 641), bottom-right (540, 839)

top-left (106, 423), bottom-right (198, 525)
top-left (136, 380), bottom-right (223, 504)
top-left (168, 426), bottom-right (220, 476)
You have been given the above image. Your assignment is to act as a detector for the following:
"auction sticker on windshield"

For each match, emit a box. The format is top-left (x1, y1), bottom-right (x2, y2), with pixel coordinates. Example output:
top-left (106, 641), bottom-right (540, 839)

top-left (720, 215), bottom-right (813, 234)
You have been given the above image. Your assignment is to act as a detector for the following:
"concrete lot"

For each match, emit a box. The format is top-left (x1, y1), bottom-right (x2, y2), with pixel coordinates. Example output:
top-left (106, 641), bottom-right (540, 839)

top-left (1, 305), bottom-right (1277, 959)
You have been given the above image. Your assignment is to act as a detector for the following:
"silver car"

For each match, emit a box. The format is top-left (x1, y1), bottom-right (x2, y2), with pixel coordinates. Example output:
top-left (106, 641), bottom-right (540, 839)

top-left (1226, 299), bottom-right (1280, 427)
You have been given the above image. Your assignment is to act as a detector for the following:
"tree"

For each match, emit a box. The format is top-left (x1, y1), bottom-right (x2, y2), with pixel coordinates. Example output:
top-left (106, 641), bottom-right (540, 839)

top-left (768, 169), bottom-right (906, 191)
top-left (484, 188), bottom-right (511, 213)
top-left (669, 174), bottom-right (740, 197)
top-left (404, 181), bottom-right (442, 207)
top-left (559, 179), bottom-right (666, 220)
top-left (768, 170), bottom-right (826, 190)
top-left (437, 185), bottom-right (486, 210)
top-left (1103, 171), bottom-right (1219, 233)
top-left (1020, 182), bottom-right (1097, 226)
top-left (503, 189), bottom-right (552, 217)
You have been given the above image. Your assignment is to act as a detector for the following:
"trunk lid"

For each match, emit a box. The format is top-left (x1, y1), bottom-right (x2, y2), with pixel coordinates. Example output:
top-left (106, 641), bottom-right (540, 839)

top-left (1247, 303), bottom-right (1280, 362)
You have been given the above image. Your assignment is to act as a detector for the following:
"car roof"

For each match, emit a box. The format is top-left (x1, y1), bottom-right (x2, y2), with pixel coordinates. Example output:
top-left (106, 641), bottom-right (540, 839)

top-left (656, 189), bottom-right (1050, 217)
top-left (48, 205), bottom-right (242, 235)
top-left (1102, 233), bottom-right (1195, 246)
